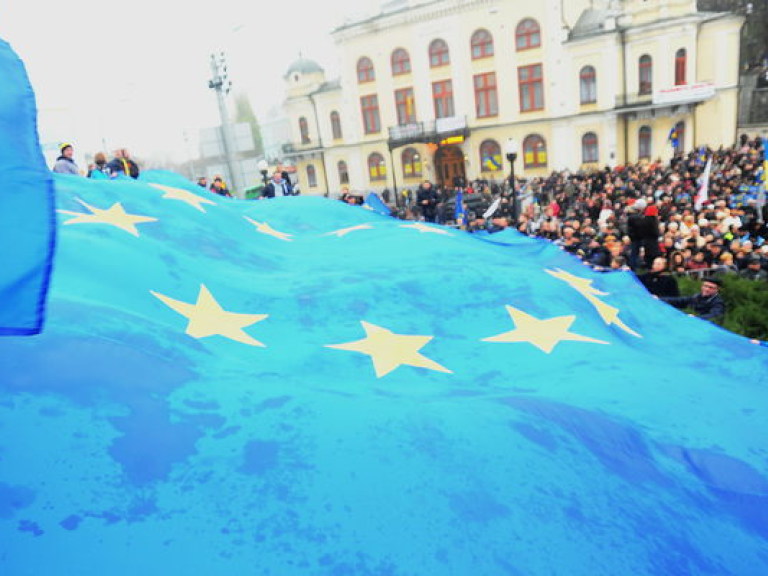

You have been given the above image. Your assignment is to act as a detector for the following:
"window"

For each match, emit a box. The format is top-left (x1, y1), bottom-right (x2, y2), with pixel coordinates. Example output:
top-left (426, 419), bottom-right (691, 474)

top-left (360, 95), bottom-right (381, 134)
top-left (474, 73), bottom-right (498, 118)
top-left (368, 153), bottom-right (386, 182)
top-left (516, 18), bottom-right (541, 51)
top-left (330, 111), bottom-right (342, 140)
top-left (402, 148), bottom-right (422, 178)
top-left (432, 80), bottom-right (454, 119)
top-left (479, 140), bottom-right (502, 172)
top-left (357, 57), bottom-right (375, 83)
top-left (429, 39), bottom-right (450, 67)
top-left (306, 164), bottom-right (317, 188)
top-left (675, 48), bottom-right (687, 86)
top-left (579, 65), bottom-right (597, 104)
top-left (391, 48), bottom-right (411, 75)
top-left (639, 55), bottom-right (652, 95)
top-left (471, 29), bottom-right (494, 59)
top-left (582, 132), bottom-right (599, 163)
top-left (395, 88), bottom-right (416, 125)
top-left (299, 117), bottom-right (310, 144)
top-left (523, 134), bottom-right (547, 168)
top-left (518, 64), bottom-right (544, 112)
top-left (638, 126), bottom-right (652, 159)
top-left (338, 160), bottom-right (349, 185)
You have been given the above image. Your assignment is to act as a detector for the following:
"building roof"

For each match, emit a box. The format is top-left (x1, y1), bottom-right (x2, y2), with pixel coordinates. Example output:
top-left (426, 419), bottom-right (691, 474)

top-left (570, 8), bottom-right (618, 39)
top-left (284, 58), bottom-right (324, 79)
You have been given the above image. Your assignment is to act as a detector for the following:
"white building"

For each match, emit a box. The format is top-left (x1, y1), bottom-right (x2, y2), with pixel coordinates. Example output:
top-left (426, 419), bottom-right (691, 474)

top-left (282, 0), bottom-right (743, 196)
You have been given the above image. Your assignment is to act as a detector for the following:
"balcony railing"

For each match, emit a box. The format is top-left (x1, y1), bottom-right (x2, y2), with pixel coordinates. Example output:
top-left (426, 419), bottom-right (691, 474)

top-left (388, 115), bottom-right (469, 149)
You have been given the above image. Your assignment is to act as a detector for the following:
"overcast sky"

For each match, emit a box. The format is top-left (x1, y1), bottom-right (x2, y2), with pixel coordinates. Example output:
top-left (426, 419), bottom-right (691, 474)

top-left (1, 0), bottom-right (380, 162)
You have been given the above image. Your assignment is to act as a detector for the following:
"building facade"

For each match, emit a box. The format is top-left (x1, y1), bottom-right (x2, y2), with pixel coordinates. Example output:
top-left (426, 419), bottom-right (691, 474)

top-left (282, 0), bottom-right (743, 197)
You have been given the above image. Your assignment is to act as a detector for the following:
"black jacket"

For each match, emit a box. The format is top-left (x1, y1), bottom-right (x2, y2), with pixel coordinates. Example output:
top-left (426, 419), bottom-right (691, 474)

top-left (639, 272), bottom-right (679, 298)
top-left (107, 157), bottom-right (139, 179)
top-left (663, 293), bottom-right (725, 320)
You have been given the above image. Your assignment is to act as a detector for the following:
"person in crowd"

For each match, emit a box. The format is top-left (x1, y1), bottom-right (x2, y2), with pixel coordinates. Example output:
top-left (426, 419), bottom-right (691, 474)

top-left (281, 171), bottom-right (295, 195)
top-left (209, 176), bottom-right (231, 197)
top-left (262, 170), bottom-right (290, 198)
top-left (53, 143), bottom-right (80, 175)
top-left (86, 152), bottom-right (110, 178)
top-left (639, 257), bottom-right (680, 298)
top-left (107, 149), bottom-right (140, 179)
top-left (196, 177), bottom-right (208, 189)
top-left (662, 277), bottom-right (726, 321)
top-left (416, 180), bottom-right (438, 223)
top-left (739, 255), bottom-right (768, 281)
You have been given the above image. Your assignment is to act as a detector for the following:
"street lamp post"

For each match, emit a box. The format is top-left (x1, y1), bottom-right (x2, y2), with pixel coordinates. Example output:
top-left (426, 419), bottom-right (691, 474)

top-left (505, 138), bottom-right (519, 225)
top-left (258, 159), bottom-right (269, 193)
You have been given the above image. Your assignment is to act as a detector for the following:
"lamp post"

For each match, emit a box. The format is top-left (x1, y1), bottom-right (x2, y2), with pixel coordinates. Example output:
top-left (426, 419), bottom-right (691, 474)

top-left (258, 159), bottom-right (269, 188)
top-left (505, 138), bottom-right (519, 224)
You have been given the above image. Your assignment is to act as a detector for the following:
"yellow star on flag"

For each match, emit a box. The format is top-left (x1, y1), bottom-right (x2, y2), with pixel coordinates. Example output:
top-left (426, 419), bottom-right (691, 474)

top-left (58, 198), bottom-right (157, 237)
top-left (244, 216), bottom-right (293, 241)
top-left (148, 183), bottom-right (216, 212)
top-left (482, 305), bottom-right (608, 353)
top-left (546, 268), bottom-right (641, 338)
top-left (150, 284), bottom-right (268, 346)
top-left (326, 321), bottom-right (452, 378)
top-left (399, 223), bottom-right (452, 235)
top-left (325, 224), bottom-right (374, 238)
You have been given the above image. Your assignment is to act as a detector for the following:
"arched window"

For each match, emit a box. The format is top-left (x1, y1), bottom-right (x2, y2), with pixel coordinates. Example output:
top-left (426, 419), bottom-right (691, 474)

top-left (330, 111), bottom-right (342, 140)
top-left (639, 54), bottom-right (653, 95)
top-left (391, 48), bottom-right (411, 75)
top-left (582, 132), bottom-right (599, 164)
top-left (401, 147), bottom-right (422, 178)
top-left (579, 65), bottom-right (597, 104)
top-left (471, 29), bottom-right (494, 59)
top-left (515, 18), bottom-right (541, 51)
top-left (357, 57), bottom-right (375, 83)
top-left (299, 117), bottom-right (310, 144)
top-left (337, 160), bottom-right (349, 185)
top-left (429, 39), bottom-right (450, 68)
top-left (479, 140), bottom-right (502, 172)
top-left (523, 134), bottom-right (547, 168)
top-left (638, 126), bottom-right (652, 159)
top-left (306, 164), bottom-right (317, 188)
top-left (675, 48), bottom-right (687, 86)
top-left (368, 152), bottom-right (386, 182)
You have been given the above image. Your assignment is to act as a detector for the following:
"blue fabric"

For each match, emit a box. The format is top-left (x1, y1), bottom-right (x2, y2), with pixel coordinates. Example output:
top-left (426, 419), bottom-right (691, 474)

top-left (1, 168), bottom-right (767, 574)
top-left (0, 39), bottom-right (55, 335)
top-left (363, 191), bottom-right (391, 216)
top-left (454, 189), bottom-right (465, 223)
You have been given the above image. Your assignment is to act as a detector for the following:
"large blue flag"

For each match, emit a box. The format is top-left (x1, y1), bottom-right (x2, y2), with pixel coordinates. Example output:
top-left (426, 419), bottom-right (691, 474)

top-left (0, 40), bottom-right (55, 335)
top-left (2, 47), bottom-right (768, 576)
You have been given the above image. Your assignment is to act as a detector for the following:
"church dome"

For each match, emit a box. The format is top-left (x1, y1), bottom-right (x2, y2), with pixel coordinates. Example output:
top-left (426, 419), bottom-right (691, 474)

top-left (284, 58), bottom-right (324, 80)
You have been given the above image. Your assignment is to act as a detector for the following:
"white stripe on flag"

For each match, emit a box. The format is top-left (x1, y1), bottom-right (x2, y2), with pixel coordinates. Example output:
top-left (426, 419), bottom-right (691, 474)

top-left (695, 156), bottom-right (712, 211)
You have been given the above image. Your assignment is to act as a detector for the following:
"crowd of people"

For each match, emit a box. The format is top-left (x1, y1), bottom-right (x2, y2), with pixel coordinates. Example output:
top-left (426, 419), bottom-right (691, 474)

top-left (53, 143), bottom-right (140, 180)
top-left (379, 136), bottom-right (767, 287)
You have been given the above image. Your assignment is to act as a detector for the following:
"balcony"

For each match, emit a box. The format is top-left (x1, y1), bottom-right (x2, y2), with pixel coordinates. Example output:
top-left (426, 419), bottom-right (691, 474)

top-left (388, 115), bottom-right (469, 149)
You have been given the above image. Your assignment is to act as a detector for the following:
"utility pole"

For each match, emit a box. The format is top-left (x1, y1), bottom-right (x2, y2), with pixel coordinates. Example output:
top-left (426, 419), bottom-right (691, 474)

top-left (208, 52), bottom-right (243, 197)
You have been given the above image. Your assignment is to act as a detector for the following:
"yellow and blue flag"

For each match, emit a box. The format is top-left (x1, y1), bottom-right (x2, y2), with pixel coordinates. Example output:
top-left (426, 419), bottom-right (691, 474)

top-left (667, 124), bottom-right (680, 149)
top-left (2, 39), bottom-right (768, 575)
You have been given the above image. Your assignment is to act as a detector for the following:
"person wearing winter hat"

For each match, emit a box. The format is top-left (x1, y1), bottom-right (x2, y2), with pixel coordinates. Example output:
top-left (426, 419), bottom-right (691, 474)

top-left (52, 142), bottom-right (81, 175)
